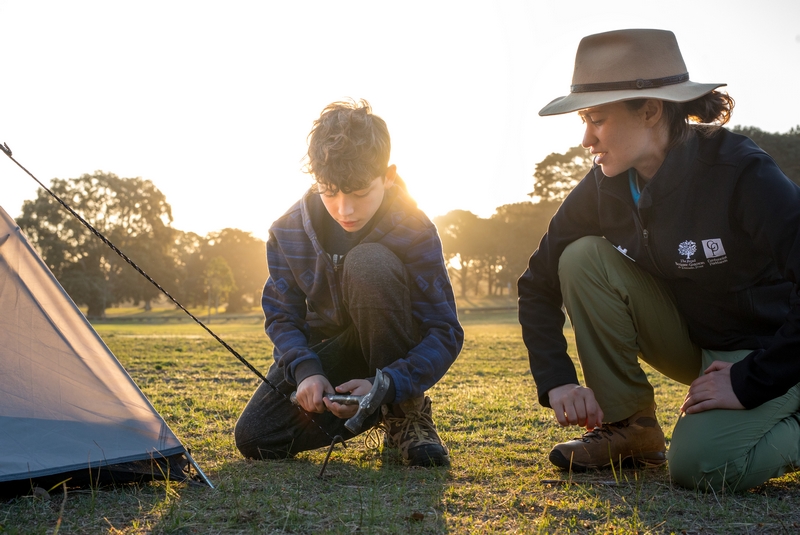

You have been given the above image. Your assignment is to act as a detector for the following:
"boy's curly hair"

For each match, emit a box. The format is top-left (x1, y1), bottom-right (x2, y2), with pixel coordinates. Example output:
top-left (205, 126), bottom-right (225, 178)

top-left (305, 99), bottom-right (391, 194)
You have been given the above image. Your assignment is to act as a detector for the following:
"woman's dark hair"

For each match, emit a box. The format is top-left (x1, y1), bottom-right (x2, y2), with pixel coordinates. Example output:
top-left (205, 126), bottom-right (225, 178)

top-left (625, 91), bottom-right (735, 149)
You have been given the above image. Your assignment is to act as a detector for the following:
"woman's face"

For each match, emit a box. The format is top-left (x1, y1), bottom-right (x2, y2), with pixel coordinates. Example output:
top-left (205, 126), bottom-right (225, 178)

top-left (580, 100), bottom-right (666, 180)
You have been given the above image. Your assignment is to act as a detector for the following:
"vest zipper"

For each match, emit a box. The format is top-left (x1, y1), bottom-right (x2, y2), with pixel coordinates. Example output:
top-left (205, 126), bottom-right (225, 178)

top-left (640, 226), bottom-right (667, 277)
top-left (332, 254), bottom-right (343, 272)
top-left (604, 178), bottom-right (664, 276)
top-left (323, 252), bottom-right (345, 323)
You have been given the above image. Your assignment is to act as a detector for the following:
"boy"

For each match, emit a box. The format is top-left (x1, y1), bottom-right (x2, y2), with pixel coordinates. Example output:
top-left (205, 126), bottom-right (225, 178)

top-left (235, 99), bottom-right (463, 467)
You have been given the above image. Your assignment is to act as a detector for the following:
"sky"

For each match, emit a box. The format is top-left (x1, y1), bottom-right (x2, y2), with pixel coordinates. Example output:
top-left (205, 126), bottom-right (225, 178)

top-left (1, 1), bottom-right (798, 241)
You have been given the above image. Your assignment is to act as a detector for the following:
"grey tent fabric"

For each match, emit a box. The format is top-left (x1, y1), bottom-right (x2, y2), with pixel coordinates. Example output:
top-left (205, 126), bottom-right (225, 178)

top-left (0, 206), bottom-right (200, 488)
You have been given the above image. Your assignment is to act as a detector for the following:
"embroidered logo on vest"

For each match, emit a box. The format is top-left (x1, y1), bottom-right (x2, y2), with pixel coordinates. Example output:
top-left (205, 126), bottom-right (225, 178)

top-left (678, 240), bottom-right (696, 259)
top-left (676, 240), bottom-right (705, 270)
top-left (702, 238), bottom-right (728, 265)
top-left (675, 238), bottom-right (728, 270)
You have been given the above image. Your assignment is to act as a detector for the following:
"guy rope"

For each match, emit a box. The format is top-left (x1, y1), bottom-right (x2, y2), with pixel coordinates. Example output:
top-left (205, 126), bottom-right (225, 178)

top-left (1, 142), bottom-right (345, 476)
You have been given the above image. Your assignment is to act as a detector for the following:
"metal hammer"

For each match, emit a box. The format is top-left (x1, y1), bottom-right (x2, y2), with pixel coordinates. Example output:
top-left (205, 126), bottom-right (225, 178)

top-left (289, 392), bottom-right (361, 406)
top-left (289, 368), bottom-right (391, 434)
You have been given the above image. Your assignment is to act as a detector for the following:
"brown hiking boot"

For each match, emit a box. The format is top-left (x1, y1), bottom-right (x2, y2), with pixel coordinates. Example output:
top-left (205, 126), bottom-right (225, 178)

top-left (549, 405), bottom-right (667, 471)
top-left (382, 396), bottom-right (450, 467)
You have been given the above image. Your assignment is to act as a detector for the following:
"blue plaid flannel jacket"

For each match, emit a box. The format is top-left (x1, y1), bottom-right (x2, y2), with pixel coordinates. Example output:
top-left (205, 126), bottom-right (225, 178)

top-left (261, 180), bottom-right (463, 403)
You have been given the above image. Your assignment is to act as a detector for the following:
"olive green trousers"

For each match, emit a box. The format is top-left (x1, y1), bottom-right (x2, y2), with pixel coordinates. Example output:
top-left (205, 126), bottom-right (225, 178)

top-left (558, 236), bottom-right (800, 491)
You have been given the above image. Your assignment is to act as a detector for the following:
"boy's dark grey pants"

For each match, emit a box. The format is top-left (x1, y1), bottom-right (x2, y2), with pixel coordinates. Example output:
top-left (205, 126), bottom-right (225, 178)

top-left (235, 243), bottom-right (418, 459)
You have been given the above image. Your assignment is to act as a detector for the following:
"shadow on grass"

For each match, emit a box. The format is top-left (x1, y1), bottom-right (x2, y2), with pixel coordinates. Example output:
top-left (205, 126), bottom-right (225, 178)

top-left (166, 448), bottom-right (451, 534)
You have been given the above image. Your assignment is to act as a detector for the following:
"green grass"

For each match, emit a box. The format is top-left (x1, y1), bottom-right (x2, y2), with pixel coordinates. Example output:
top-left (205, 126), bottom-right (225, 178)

top-left (1, 315), bottom-right (798, 534)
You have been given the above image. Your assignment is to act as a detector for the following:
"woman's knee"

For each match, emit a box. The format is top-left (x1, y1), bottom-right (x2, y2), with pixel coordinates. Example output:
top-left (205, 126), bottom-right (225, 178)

top-left (668, 453), bottom-right (744, 492)
top-left (668, 441), bottom-right (717, 490)
top-left (558, 236), bottom-right (613, 282)
top-left (668, 419), bottom-right (745, 491)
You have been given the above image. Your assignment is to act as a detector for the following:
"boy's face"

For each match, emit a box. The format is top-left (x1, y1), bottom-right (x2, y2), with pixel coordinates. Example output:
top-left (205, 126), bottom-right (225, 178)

top-left (318, 165), bottom-right (396, 232)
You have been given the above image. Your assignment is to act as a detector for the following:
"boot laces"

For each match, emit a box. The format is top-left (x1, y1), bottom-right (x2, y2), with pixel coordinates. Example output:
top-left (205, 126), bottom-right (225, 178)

top-left (383, 405), bottom-right (439, 453)
top-left (575, 420), bottom-right (629, 443)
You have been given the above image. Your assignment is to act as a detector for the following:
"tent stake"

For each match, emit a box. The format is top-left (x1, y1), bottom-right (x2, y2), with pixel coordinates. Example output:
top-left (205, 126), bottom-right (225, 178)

top-left (185, 450), bottom-right (214, 489)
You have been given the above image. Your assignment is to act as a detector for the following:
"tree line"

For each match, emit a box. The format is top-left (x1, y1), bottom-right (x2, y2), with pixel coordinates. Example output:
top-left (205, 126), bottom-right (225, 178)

top-left (16, 126), bottom-right (800, 312)
top-left (18, 171), bottom-right (266, 318)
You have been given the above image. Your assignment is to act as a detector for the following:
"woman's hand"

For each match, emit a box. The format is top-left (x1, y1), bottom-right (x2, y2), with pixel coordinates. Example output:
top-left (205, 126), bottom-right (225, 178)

top-left (325, 379), bottom-right (373, 419)
top-left (296, 374), bottom-right (334, 413)
top-left (548, 383), bottom-right (604, 430)
top-left (681, 360), bottom-right (745, 414)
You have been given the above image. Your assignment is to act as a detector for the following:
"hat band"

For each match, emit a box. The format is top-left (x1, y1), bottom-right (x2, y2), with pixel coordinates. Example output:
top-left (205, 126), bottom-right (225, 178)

top-left (571, 72), bottom-right (690, 93)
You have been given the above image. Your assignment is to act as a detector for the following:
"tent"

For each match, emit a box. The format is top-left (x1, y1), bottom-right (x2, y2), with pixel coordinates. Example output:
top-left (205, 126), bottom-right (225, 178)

top-left (0, 206), bottom-right (210, 495)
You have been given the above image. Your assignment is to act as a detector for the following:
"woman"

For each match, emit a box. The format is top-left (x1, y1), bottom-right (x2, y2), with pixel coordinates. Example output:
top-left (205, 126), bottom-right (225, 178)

top-left (518, 29), bottom-right (800, 491)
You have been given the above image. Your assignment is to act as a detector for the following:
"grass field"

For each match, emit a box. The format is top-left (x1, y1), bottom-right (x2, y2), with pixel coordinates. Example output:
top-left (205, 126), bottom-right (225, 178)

top-left (1, 312), bottom-right (798, 534)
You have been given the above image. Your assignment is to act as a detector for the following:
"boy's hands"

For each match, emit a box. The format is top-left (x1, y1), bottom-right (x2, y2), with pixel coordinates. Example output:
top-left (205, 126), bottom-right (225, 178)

top-left (325, 379), bottom-right (373, 419)
top-left (548, 383), bottom-right (604, 430)
top-left (296, 375), bottom-right (335, 413)
top-left (294, 376), bottom-right (373, 419)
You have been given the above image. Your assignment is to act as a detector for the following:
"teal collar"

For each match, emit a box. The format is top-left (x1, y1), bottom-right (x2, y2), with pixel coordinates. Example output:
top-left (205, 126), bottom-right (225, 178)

top-left (628, 169), bottom-right (641, 205)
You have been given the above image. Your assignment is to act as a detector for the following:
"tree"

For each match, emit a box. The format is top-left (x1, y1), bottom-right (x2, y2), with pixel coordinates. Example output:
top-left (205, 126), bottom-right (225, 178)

top-left (529, 145), bottom-right (593, 202)
top-left (204, 256), bottom-right (236, 317)
top-left (435, 202), bottom-right (563, 298)
top-left (730, 125), bottom-right (800, 186)
top-left (434, 210), bottom-right (487, 298)
top-left (171, 230), bottom-right (207, 307)
top-left (467, 217), bottom-right (502, 297)
top-left (111, 230), bottom-right (178, 311)
top-left (164, 227), bottom-right (266, 313)
top-left (17, 171), bottom-right (175, 318)
top-left (202, 229), bottom-right (267, 313)
top-left (491, 200), bottom-right (561, 291)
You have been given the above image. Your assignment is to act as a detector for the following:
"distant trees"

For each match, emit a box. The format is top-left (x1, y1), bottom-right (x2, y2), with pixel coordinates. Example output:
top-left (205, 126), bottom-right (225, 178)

top-left (434, 201), bottom-right (559, 297)
top-left (529, 145), bottom-right (593, 201)
top-left (18, 171), bottom-right (266, 318)
top-left (176, 228), bottom-right (267, 312)
top-left (435, 144), bottom-right (589, 298)
top-left (435, 210), bottom-right (489, 298)
top-left (731, 125), bottom-right (800, 186)
top-left (491, 200), bottom-right (561, 290)
top-left (18, 171), bottom-right (176, 318)
top-left (201, 229), bottom-right (267, 313)
top-left (204, 256), bottom-right (236, 316)
top-left (171, 230), bottom-right (207, 308)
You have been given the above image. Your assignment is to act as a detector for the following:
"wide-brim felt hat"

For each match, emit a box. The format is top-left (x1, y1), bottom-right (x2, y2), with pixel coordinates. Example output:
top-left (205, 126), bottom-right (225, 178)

top-left (539, 29), bottom-right (726, 116)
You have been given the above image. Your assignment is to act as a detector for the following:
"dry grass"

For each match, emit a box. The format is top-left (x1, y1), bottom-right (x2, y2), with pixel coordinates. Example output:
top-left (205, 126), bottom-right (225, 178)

top-left (1, 313), bottom-right (798, 533)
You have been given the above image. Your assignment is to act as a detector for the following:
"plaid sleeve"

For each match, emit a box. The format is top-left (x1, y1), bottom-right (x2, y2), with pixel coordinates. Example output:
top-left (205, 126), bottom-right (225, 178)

top-left (382, 225), bottom-right (464, 401)
top-left (261, 227), bottom-right (322, 386)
